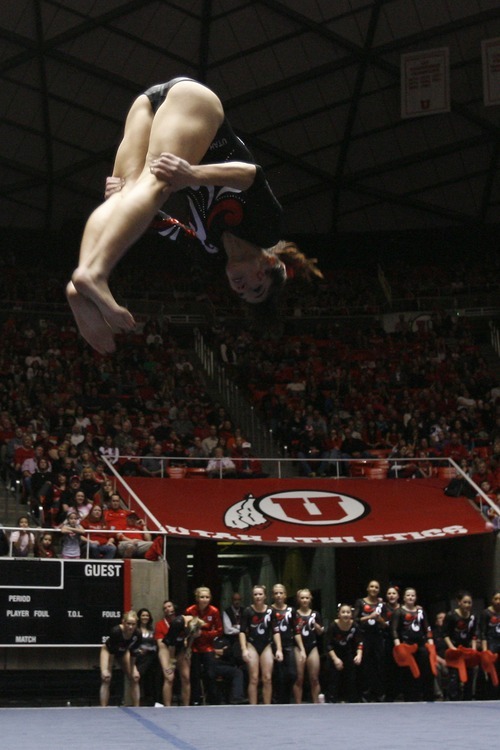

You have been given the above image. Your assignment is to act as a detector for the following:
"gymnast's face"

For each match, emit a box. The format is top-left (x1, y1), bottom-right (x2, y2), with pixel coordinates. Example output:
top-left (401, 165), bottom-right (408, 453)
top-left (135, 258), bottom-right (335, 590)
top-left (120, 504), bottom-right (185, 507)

top-left (338, 605), bottom-right (352, 623)
top-left (225, 256), bottom-right (271, 303)
top-left (404, 589), bottom-right (417, 607)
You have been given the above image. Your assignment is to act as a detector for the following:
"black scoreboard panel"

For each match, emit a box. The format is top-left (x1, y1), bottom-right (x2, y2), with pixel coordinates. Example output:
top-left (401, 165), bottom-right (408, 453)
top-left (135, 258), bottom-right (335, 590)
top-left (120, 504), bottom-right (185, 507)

top-left (0, 560), bottom-right (124, 646)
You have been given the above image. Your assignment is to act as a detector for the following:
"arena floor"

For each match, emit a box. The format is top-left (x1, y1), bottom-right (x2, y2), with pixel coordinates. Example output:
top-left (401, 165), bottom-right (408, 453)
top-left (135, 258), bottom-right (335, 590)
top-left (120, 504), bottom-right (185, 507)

top-left (2, 702), bottom-right (498, 750)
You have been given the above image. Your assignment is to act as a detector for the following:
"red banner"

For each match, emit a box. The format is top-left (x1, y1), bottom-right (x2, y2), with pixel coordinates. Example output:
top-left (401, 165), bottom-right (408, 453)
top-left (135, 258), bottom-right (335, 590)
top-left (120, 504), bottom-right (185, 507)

top-left (124, 477), bottom-right (490, 546)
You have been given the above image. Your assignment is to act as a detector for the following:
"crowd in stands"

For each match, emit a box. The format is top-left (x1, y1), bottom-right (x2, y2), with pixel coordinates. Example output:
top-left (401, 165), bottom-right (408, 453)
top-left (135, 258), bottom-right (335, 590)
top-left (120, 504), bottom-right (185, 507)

top-left (102, 581), bottom-right (500, 707)
top-left (0, 249), bottom-right (499, 547)
top-left (210, 311), bottom-right (500, 493)
top-left (2, 495), bottom-right (163, 561)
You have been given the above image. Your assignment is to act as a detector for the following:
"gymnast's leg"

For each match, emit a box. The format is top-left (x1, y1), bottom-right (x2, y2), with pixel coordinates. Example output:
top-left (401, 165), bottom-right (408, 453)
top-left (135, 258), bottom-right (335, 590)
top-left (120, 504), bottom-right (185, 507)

top-left (70, 81), bottom-right (223, 351)
top-left (66, 93), bottom-right (154, 352)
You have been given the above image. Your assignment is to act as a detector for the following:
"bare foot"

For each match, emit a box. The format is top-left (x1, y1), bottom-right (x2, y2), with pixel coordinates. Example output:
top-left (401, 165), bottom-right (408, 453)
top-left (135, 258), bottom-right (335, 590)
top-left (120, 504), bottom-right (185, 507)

top-left (66, 281), bottom-right (116, 354)
top-left (72, 267), bottom-right (136, 333)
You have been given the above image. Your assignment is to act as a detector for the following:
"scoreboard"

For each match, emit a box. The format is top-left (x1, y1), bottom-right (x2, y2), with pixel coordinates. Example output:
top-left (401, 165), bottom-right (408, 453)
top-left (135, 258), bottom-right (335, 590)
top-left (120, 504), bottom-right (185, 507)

top-left (0, 559), bottom-right (124, 646)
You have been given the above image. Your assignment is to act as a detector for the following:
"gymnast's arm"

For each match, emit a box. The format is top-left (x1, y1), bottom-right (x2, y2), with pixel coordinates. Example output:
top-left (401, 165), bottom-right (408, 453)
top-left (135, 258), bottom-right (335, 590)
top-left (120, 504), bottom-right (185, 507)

top-left (105, 155), bottom-right (257, 199)
top-left (151, 153), bottom-right (257, 191)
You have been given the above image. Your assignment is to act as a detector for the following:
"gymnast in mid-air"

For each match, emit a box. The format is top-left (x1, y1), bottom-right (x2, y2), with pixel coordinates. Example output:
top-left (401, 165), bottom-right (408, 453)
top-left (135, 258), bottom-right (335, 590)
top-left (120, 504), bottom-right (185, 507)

top-left (67, 77), bottom-right (322, 353)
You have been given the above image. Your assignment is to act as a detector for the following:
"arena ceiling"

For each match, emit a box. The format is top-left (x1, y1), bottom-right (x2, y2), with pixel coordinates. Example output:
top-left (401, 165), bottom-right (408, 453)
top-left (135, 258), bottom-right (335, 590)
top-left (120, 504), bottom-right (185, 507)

top-left (1, 0), bottom-right (500, 239)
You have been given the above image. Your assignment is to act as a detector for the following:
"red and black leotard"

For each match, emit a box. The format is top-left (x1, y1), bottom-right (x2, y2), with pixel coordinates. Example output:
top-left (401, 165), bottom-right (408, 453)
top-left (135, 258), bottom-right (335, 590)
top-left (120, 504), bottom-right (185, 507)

top-left (444, 610), bottom-right (477, 648)
top-left (295, 610), bottom-right (323, 655)
top-left (241, 605), bottom-right (275, 655)
top-left (143, 78), bottom-right (283, 254)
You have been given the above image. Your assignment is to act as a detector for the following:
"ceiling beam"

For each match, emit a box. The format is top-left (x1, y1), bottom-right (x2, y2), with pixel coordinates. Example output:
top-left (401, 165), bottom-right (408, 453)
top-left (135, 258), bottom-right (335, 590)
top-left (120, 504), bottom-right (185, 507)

top-left (331, 0), bottom-right (384, 231)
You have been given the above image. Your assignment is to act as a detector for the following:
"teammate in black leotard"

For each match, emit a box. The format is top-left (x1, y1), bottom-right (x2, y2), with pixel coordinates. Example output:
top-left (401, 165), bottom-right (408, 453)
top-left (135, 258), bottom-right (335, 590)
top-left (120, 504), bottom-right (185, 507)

top-left (444, 591), bottom-right (478, 700)
top-left (154, 599), bottom-right (177, 706)
top-left (391, 587), bottom-right (435, 702)
top-left (162, 613), bottom-right (205, 706)
top-left (479, 591), bottom-right (500, 699)
top-left (271, 583), bottom-right (305, 703)
top-left (383, 585), bottom-right (401, 701)
top-left (353, 579), bottom-right (387, 702)
top-left (326, 604), bottom-right (363, 703)
top-left (100, 610), bottom-right (141, 707)
top-left (293, 588), bottom-right (324, 704)
top-left (239, 584), bottom-right (282, 704)
top-left (67, 77), bottom-right (322, 354)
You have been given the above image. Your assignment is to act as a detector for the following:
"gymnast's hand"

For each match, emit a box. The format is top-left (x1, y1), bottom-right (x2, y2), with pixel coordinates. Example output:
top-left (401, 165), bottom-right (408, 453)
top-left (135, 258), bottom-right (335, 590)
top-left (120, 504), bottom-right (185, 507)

top-left (104, 176), bottom-right (125, 200)
top-left (150, 153), bottom-right (196, 190)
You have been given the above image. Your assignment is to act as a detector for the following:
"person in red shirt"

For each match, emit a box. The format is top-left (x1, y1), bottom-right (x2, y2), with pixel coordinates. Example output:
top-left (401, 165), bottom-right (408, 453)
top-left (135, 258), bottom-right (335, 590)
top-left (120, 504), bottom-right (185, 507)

top-left (104, 492), bottom-right (153, 557)
top-left (103, 492), bottom-right (129, 532)
top-left (115, 512), bottom-right (152, 558)
top-left (233, 442), bottom-right (268, 478)
top-left (12, 434), bottom-right (35, 493)
top-left (442, 432), bottom-right (471, 463)
top-left (81, 504), bottom-right (116, 559)
top-left (472, 459), bottom-right (496, 489)
top-left (184, 586), bottom-right (222, 705)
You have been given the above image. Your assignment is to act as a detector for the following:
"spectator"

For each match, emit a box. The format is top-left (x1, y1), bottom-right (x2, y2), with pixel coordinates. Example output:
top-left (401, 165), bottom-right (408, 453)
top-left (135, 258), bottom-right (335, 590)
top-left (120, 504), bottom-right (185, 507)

top-left (78, 466), bottom-right (101, 498)
top-left (172, 409), bottom-right (194, 439)
top-left (472, 459), bottom-right (496, 488)
top-left (4, 426), bottom-right (25, 489)
top-left (341, 427), bottom-right (372, 459)
top-left (213, 634), bottom-right (247, 704)
top-left (223, 592), bottom-right (244, 659)
top-left (185, 436), bottom-right (207, 469)
top-left (59, 511), bottom-right (86, 559)
top-left (20, 444), bottom-right (47, 501)
top-left (139, 443), bottom-right (165, 478)
top-left (35, 530), bottom-right (57, 558)
top-left (93, 478), bottom-right (115, 508)
top-left (116, 512), bottom-right (152, 558)
top-left (81, 504), bottom-right (116, 559)
top-left (442, 432), bottom-right (471, 463)
top-left (283, 410), bottom-right (307, 456)
top-left (166, 439), bottom-right (188, 468)
top-left (201, 425), bottom-right (219, 457)
top-left (69, 423), bottom-right (85, 449)
top-left (318, 428), bottom-right (344, 477)
top-left (206, 446), bottom-right (237, 478)
top-left (99, 434), bottom-right (120, 466)
top-left (74, 449), bottom-right (97, 475)
top-left (233, 442), bottom-right (268, 479)
top-left (114, 419), bottom-right (135, 451)
top-left (9, 515), bottom-right (35, 557)
top-left (104, 492), bottom-right (130, 532)
top-left (118, 441), bottom-right (142, 477)
top-left (29, 457), bottom-right (54, 515)
top-left (12, 433), bottom-right (35, 489)
top-left (296, 426), bottom-right (324, 477)
top-left (70, 490), bottom-right (93, 521)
